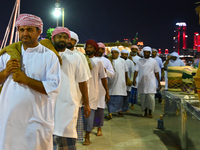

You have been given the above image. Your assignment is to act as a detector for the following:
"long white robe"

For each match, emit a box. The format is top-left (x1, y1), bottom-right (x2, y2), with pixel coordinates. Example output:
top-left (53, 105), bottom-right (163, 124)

top-left (54, 49), bottom-right (88, 139)
top-left (72, 49), bottom-right (91, 107)
top-left (73, 49), bottom-right (91, 78)
top-left (135, 58), bottom-right (159, 112)
top-left (0, 44), bottom-right (61, 150)
top-left (132, 55), bottom-right (141, 64)
top-left (97, 56), bottom-right (115, 108)
top-left (135, 57), bottom-right (160, 94)
top-left (125, 59), bottom-right (135, 92)
top-left (153, 56), bottom-right (164, 88)
top-left (132, 55), bottom-right (141, 88)
top-left (108, 57), bottom-right (128, 96)
top-left (88, 57), bottom-right (107, 110)
top-left (98, 56), bottom-right (115, 79)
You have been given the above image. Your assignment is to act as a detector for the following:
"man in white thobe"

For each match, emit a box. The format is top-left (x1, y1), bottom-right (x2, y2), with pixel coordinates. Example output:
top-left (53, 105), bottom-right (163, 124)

top-left (152, 48), bottom-right (164, 103)
top-left (83, 39), bottom-right (109, 145)
top-left (163, 52), bottom-right (185, 90)
top-left (0, 14), bottom-right (61, 150)
top-left (130, 45), bottom-right (141, 109)
top-left (131, 45), bottom-right (141, 65)
top-left (106, 47), bottom-right (128, 119)
top-left (93, 42), bottom-right (115, 136)
top-left (163, 54), bottom-right (170, 90)
top-left (66, 30), bottom-right (92, 142)
top-left (50, 27), bottom-right (90, 150)
top-left (121, 49), bottom-right (135, 113)
top-left (133, 46), bottom-right (161, 118)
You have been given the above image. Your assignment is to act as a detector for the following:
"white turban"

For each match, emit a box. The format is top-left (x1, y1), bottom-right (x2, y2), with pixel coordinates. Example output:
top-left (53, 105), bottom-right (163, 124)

top-left (143, 46), bottom-right (152, 55)
top-left (70, 31), bottom-right (79, 46)
top-left (121, 49), bottom-right (129, 56)
top-left (170, 52), bottom-right (179, 57)
top-left (152, 48), bottom-right (158, 52)
top-left (111, 47), bottom-right (120, 53)
top-left (143, 46), bottom-right (151, 52)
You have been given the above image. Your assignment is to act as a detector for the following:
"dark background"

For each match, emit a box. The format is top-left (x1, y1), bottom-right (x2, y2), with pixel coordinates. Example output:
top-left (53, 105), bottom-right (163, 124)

top-left (1, 0), bottom-right (200, 53)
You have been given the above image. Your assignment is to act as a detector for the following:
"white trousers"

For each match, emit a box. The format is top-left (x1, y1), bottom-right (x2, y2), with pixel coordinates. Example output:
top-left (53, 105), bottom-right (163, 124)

top-left (140, 93), bottom-right (155, 112)
top-left (164, 71), bottom-right (168, 90)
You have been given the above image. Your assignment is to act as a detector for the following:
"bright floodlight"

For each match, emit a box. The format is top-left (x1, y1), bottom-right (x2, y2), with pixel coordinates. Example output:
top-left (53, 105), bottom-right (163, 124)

top-left (176, 22), bottom-right (187, 27)
top-left (54, 8), bottom-right (61, 17)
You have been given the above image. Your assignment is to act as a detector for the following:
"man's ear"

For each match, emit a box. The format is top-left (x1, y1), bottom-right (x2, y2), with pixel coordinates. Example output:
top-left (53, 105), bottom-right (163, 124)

top-left (37, 29), bottom-right (42, 36)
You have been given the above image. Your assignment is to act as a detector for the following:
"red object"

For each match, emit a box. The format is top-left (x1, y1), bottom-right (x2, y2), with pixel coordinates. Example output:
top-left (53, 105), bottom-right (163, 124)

top-left (182, 26), bottom-right (186, 49)
top-left (158, 49), bottom-right (161, 54)
top-left (51, 27), bottom-right (71, 41)
top-left (194, 33), bottom-right (200, 52)
top-left (16, 14), bottom-right (43, 33)
top-left (165, 49), bottom-right (169, 54)
top-left (97, 42), bottom-right (105, 49)
top-left (198, 36), bottom-right (200, 52)
top-left (85, 39), bottom-right (99, 56)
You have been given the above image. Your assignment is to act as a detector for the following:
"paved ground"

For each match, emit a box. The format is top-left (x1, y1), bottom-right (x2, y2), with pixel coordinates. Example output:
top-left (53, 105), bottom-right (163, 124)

top-left (75, 99), bottom-right (180, 150)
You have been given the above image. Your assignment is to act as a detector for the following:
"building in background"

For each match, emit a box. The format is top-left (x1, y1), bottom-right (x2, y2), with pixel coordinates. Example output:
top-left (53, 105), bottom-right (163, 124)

top-left (193, 32), bottom-right (200, 52)
top-left (173, 22), bottom-right (187, 54)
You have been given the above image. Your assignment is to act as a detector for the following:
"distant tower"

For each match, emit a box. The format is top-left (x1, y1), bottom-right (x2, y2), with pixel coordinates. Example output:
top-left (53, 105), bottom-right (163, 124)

top-left (173, 22), bottom-right (187, 54)
top-left (193, 32), bottom-right (200, 52)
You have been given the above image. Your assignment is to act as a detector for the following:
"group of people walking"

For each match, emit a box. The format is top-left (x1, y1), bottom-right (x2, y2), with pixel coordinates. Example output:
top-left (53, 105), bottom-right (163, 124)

top-left (0, 13), bottom-right (186, 150)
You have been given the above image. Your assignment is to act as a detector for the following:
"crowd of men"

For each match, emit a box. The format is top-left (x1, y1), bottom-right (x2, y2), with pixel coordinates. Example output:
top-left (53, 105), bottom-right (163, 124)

top-left (0, 13), bottom-right (186, 150)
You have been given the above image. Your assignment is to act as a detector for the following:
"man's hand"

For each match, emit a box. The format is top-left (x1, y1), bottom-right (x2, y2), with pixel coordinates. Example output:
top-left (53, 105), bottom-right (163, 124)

top-left (105, 93), bottom-right (110, 103)
top-left (158, 83), bottom-right (162, 90)
top-left (128, 81), bottom-right (133, 86)
top-left (167, 55), bottom-right (172, 60)
top-left (5, 59), bottom-right (20, 76)
top-left (133, 80), bottom-right (136, 86)
top-left (161, 72), bottom-right (165, 78)
top-left (84, 104), bottom-right (91, 118)
top-left (12, 70), bottom-right (29, 84)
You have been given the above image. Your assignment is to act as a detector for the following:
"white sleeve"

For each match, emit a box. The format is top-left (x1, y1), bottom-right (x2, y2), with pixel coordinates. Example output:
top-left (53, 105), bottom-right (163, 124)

top-left (0, 54), bottom-right (10, 86)
top-left (75, 57), bottom-right (89, 83)
top-left (131, 61), bottom-right (135, 73)
top-left (42, 55), bottom-right (61, 101)
top-left (99, 61), bottom-right (107, 79)
top-left (105, 59), bottom-right (115, 79)
top-left (0, 55), bottom-right (6, 72)
top-left (80, 53), bottom-right (92, 78)
top-left (134, 61), bottom-right (139, 72)
top-left (154, 61), bottom-right (160, 73)
top-left (159, 58), bottom-right (164, 68)
top-left (124, 61), bottom-right (129, 72)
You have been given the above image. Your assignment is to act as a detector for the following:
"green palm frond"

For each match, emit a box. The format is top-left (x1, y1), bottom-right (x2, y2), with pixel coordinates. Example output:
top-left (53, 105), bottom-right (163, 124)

top-left (46, 28), bottom-right (55, 40)
top-left (195, 3), bottom-right (200, 25)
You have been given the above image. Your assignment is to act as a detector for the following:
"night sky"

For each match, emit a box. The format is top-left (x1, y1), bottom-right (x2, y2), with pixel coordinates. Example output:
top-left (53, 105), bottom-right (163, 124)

top-left (1, 0), bottom-right (200, 52)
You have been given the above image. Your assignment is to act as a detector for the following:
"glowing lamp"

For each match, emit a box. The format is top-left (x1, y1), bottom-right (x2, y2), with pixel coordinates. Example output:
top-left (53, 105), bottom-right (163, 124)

top-left (54, 8), bottom-right (61, 18)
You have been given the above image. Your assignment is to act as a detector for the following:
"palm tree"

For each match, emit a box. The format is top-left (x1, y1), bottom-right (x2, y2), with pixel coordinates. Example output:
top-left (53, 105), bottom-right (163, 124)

top-left (195, 2), bottom-right (200, 24)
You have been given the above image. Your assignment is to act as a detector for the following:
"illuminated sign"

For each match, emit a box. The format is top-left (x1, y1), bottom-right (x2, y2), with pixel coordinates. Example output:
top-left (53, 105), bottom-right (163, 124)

top-left (137, 42), bottom-right (144, 45)
top-left (176, 22), bottom-right (187, 27)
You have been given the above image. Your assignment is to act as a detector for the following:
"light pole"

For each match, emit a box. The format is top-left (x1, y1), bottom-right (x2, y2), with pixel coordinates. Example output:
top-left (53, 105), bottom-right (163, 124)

top-left (62, 7), bottom-right (64, 27)
top-left (54, 1), bottom-right (64, 27)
